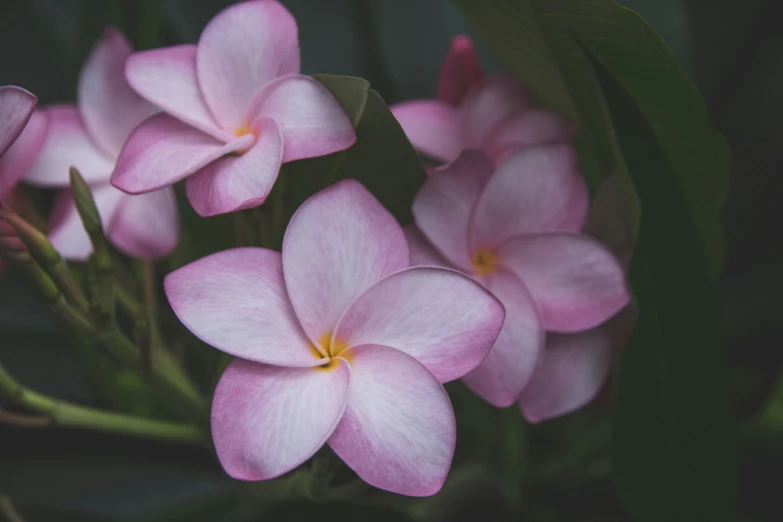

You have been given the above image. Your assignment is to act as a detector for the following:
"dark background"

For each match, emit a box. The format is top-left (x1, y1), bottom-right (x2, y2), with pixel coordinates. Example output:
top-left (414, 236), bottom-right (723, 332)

top-left (1, 0), bottom-right (781, 520)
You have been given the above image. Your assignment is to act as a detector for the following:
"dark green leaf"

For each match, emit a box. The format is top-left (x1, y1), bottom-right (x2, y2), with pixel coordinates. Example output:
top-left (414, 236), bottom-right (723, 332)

top-left (273, 74), bottom-right (427, 248)
top-left (582, 47), bottom-right (736, 522)
top-left (452, 0), bottom-right (730, 278)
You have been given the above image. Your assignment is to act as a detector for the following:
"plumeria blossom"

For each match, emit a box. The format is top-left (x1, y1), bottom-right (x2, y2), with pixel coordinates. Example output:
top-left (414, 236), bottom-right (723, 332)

top-left (391, 35), bottom-right (575, 166)
top-left (519, 174), bottom-right (639, 422)
top-left (0, 85), bottom-right (41, 198)
top-left (111, 0), bottom-right (357, 217)
top-left (15, 28), bottom-right (178, 261)
top-left (165, 180), bottom-right (504, 496)
top-left (406, 147), bottom-right (629, 409)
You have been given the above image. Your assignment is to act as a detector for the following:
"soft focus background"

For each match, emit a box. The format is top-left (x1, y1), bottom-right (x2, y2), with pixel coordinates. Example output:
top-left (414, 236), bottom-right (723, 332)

top-left (1, 0), bottom-right (781, 520)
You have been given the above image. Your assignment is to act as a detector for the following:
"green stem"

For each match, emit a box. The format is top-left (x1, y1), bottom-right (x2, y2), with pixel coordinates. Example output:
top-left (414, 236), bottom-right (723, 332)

top-left (142, 260), bottom-right (157, 320)
top-left (500, 406), bottom-right (526, 510)
top-left (0, 362), bottom-right (205, 445)
top-left (24, 263), bottom-right (95, 333)
top-left (97, 328), bottom-right (207, 424)
top-left (23, 262), bottom-right (206, 424)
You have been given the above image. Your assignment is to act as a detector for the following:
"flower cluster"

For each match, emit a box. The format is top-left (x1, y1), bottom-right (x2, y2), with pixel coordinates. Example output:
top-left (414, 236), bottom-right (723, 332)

top-left (0, 2), bottom-right (634, 497)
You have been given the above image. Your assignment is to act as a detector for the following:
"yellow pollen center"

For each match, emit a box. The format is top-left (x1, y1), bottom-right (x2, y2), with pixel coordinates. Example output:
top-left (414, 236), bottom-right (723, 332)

top-left (234, 123), bottom-right (255, 138)
top-left (471, 248), bottom-right (499, 276)
top-left (311, 332), bottom-right (350, 371)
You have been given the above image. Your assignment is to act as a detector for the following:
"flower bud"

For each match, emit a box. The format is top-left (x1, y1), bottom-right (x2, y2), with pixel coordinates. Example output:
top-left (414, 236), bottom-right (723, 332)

top-left (69, 167), bottom-right (104, 240)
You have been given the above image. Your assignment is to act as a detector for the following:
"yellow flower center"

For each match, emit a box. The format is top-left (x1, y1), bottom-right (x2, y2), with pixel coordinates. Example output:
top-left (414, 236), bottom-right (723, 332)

top-left (234, 123), bottom-right (255, 138)
top-left (231, 124), bottom-right (258, 155)
top-left (312, 331), bottom-right (350, 371)
top-left (471, 248), bottom-right (499, 276)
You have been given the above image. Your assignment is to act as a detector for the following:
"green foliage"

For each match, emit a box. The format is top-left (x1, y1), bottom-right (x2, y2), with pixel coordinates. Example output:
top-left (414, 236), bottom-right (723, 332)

top-left (584, 48), bottom-right (736, 522)
top-left (452, 0), bottom-right (730, 278)
top-left (275, 74), bottom-right (428, 243)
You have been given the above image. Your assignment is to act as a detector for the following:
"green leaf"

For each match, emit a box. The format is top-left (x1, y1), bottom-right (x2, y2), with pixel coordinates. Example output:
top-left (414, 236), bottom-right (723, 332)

top-left (583, 47), bottom-right (736, 522)
top-left (452, 0), bottom-right (730, 278)
top-left (273, 74), bottom-right (428, 247)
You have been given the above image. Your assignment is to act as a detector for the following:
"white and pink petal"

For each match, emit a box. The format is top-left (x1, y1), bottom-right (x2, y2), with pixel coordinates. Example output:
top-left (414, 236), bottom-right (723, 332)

top-left (462, 269), bottom-right (544, 407)
top-left (196, 0), bottom-right (300, 131)
top-left (111, 113), bottom-right (251, 194)
top-left (498, 232), bottom-right (630, 333)
top-left (23, 106), bottom-right (114, 186)
top-left (78, 26), bottom-right (158, 157)
top-left (212, 358), bottom-right (350, 481)
top-left (185, 117), bottom-right (283, 216)
top-left (458, 74), bottom-right (533, 149)
top-left (469, 145), bottom-right (588, 250)
top-left (246, 74), bottom-right (355, 163)
top-left (108, 187), bottom-right (179, 259)
top-left (483, 108), bottom-right (576, 163)
top-left (0, 110), bottom-right (47, 197)
top-left (391, 101), bottom-right (462, 162)
top-left (0, 85), bottom-right (36, 157)
top-left (282, 179), bottom-right (409, 349)
top-left (404, 226), bottom-right (452, 268)
top-left (164, 248), bottom-right (324, 367)
top-left (328, 344), bottom-right (454, 496)
top-left (125, 45), bottom-right (227, 139)
top-left (519, 328), bottom-right (614, 423)
top-left (412, 150), bottom-right (493, 269)
top-left (333, 267), bottom-right (504, 383)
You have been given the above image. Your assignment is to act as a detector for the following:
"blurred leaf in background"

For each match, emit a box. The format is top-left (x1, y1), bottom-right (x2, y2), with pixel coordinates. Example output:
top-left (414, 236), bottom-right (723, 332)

top-left (584, 46), bottom-right (735, 522)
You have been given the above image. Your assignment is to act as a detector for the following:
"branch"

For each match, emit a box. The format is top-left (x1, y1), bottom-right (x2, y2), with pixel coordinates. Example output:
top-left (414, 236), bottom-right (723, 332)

top-left (0, 362), bottom-right (206, 446)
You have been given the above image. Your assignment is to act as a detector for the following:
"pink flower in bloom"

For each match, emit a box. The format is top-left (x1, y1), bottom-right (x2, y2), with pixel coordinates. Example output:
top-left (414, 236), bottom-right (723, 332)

top-left (405, 148), bottom-right (629, 411)
top-left (11, 28), bottom-right (179, 261)
top-left (111, 0), bottom-right (357, 217)
top-left (391, 35), bottom-right (575, 166)
top-left (165, 180), bottom-right (505, 496)
top-left (518, 175), bottom-right (639, 422)
top-left (0, 86), bottom-right (41, 198)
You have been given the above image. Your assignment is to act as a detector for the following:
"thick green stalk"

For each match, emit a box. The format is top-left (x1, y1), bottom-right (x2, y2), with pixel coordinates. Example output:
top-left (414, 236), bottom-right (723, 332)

top-left (0, 362), bottom-right (205, 445)
top-left (22, 261), bottom-right (206, 425)
top-left (1, 209), bottom-right (90, 315)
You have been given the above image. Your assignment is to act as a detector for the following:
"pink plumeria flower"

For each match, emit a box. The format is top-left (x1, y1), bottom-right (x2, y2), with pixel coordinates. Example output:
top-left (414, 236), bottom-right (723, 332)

top-left (519, 175), bottom-right (639, 422)
top-left (391, 35), bottom-right (574, 166)
top-left (12, 28), bottom-right (179, 261)
top-left (406, 148), bottom-right (629, 409)
top-left (111, 0), bottom-right (357, 217)
top-left (0, 85), bottom-right (42, 198)
top-left (165, 180), bottom-right (504, 496)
